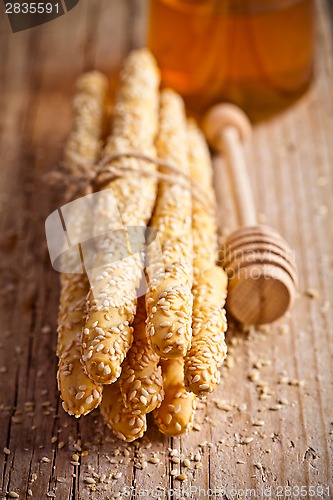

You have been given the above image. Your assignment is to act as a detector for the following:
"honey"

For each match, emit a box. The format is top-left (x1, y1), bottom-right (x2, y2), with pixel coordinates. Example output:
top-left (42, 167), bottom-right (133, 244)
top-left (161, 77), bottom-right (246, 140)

top-left (148, 0), bottom-right (314, 120)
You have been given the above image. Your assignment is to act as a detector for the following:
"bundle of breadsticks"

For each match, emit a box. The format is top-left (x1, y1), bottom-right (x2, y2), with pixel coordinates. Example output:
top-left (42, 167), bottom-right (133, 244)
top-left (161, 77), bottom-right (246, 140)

top-left (55, 49), bottom-right (228, 442)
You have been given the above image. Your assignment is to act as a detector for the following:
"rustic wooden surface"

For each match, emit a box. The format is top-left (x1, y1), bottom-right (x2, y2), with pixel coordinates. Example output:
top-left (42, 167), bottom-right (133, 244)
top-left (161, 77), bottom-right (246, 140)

top-left (0, 1), bottom-right (332, 499)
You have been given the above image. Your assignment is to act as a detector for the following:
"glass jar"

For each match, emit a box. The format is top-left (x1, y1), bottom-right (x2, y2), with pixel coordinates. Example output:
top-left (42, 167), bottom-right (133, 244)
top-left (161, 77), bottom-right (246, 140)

top-left (148, 0), bottom-right (315, 120)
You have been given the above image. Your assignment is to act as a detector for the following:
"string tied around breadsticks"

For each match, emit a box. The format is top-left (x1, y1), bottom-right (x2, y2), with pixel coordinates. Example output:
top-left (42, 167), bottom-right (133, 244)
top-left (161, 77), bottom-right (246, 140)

top-left (44, 151), bottom-right (216, 217)
top-left (94, 152), bottom-right (216, 217)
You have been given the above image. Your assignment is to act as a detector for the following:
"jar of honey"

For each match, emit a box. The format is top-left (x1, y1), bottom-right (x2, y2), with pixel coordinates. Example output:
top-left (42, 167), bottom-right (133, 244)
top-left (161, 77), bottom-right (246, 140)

top-left (148, 0), bottom-right (315, 120)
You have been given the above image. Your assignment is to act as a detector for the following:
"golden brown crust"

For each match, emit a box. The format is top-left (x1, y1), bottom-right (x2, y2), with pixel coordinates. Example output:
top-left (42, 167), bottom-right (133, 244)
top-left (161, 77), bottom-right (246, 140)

top-left (100, 382), bottom-right (147, 442)
top-left (154, 358), bottom-right (196, 436)
top-left (184, 121), bottom-right (228, 398)
top-left (82, 49), bottom-right (160, 385)
top-left (145, 90), bottom-right (193, 359)
top-left (57, 71), bottom-right (108, 417)
top-left (118, 298), bottom-right (164, 415)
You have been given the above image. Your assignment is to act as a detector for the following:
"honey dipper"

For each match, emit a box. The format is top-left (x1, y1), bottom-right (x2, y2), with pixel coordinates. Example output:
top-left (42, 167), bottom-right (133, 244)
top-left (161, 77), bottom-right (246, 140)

top-left (203, 104), bottom-right (298, 325)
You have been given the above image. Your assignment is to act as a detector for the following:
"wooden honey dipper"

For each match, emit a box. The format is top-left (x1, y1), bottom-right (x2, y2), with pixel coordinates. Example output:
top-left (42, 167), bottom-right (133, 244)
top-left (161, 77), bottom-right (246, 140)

top-left (203, 104), bottom-right (298, 325)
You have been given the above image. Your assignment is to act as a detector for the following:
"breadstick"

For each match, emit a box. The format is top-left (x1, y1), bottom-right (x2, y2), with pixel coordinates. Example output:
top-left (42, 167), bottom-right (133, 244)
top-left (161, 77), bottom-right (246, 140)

top-left (82, 49), bottom-right (160, 384)
top-left (154, 358), bottom-right (196, 436)
top-left (57, 275), bottom-right (103, 417)
top-left (57, 71), bottom-right (108, 417)
top-left (145, 89), bottom-right (193, 358)
top-left (119, 297), bottom-right (164, 415)
top-left (184, 121), bottom-right (228, 398)
top-left (101, 382), bottom-right (147, 442)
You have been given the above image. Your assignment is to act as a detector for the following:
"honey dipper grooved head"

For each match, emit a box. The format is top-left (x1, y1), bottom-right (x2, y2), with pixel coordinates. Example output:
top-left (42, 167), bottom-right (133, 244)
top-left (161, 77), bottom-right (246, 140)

top-left (222, 225), bottom-right (297, 325)
top-left (203, 103), bottom-right (252, 150)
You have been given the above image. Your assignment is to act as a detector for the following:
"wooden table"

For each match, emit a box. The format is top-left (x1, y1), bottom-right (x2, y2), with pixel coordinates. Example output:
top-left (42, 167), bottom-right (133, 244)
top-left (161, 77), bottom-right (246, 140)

top-left (0, 1), bottom-right (332, 498)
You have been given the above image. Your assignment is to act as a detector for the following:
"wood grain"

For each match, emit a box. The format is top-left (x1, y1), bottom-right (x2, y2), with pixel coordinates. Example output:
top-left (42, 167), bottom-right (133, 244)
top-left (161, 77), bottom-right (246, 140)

top-left (0, 1), bottom-right (332, 499)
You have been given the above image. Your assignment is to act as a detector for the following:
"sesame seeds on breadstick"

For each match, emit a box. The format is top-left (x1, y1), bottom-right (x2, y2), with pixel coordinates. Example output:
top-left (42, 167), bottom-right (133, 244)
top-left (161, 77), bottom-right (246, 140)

top-left (57, 275), bottom-right (103, 417)
top-left (82, 49), bottom-right (160, 385)
top-left (119, 297), bottom-right (164, 415)
top-left (57, 71), bottom-right (108, 417)
top-left (100, 382), bottom-right (147, 442)
top-left (145, 89), bottom-right (193, 359)
top-left (184, 121), bottom-right (228, 398)
top-left (154, 357), bottom-right (196, 436)
top-left (54, 52), bottom-right (229, 439)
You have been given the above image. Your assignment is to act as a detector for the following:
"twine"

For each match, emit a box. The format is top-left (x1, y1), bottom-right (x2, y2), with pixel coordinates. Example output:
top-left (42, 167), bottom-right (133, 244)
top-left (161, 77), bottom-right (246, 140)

top-left (94, 152), bottom-right (215, 216)
top-left (50, 151), bottom-right (215, 216)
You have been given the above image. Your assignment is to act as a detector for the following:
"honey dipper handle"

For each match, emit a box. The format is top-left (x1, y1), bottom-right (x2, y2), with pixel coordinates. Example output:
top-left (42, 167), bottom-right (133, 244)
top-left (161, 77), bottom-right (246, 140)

top-left (203, 103), bottom-right (257, 227)
top-left (221, 125), bottom-right (257, 227)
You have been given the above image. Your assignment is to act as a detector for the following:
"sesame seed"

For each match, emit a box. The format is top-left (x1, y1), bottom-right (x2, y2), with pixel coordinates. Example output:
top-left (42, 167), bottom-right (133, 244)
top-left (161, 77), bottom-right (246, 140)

top-left (129, 390), bottom-right (136, 400)
top-left (160, 321), bottom-right (171, 327)
top-left (269, 404), bottom-right (283, 411)
top-left (8, 492), bottom-right (20, 498)
top-left (199, 383), bottom-right (209, 390)
top-left (131, 427), bottom-right (142, 435)
top-left (253, 420), bottom-right (265, 427)
top-left (149, 456), bottom-right (160, 464)
top-left (215, 400), bottom-right (233, 411)
top-left (140, 395), bottom-right (147, 405)
top-left (4, 447), bottom-right (10, 455)
top-left (175, 422), bottom-right (182, 432)
top-left (104, 365), bottom-right (111, 375)
top-left (305, 288), bottom-right (318, 299)
top-left (241, 437), bottom-right (254, 445)
top-left (75, 392), bottom-right (85, 400)
top-left (41, 456), bottom-right (51, 463)
top-left (176, 473), bottom-right (187, 481)
top-left (85, 477), bottom-right (96, 484)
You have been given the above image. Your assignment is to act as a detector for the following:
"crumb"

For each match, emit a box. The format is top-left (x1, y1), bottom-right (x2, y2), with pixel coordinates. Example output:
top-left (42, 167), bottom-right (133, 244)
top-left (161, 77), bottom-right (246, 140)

top-left (305, 288), bottom-right (318, 299)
